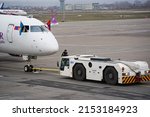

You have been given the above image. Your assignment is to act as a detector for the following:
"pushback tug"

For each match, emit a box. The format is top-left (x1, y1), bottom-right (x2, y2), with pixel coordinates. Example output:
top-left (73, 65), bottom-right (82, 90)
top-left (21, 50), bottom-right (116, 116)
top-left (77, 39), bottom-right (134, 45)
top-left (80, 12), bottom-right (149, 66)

top-left (58, 55), bottom-right (150, 85)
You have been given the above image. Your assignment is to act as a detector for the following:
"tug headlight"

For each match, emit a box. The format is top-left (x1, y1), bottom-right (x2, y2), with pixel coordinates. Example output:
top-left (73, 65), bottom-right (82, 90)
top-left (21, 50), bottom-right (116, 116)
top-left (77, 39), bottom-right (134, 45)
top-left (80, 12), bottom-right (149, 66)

top-left (122, 72), bottom-right (130, 76)
top-left (145, 70), bottom-right (150, 74)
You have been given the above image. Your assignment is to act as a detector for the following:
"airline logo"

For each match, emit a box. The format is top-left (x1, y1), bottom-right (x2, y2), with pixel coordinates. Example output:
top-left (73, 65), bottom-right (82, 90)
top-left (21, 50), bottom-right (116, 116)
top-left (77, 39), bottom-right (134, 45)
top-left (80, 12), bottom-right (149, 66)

top-left (0, 32), bottom-right (4, 43)
top-left (13, 22), bottom-right (24, 36)
top-left (14, 26), bottom-right (20, 30)
top-left (19, 22), bottom-right (24, 35)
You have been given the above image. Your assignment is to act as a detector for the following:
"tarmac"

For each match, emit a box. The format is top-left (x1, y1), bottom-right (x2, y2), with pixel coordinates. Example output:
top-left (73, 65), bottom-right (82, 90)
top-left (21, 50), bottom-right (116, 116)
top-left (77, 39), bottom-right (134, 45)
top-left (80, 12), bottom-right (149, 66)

top-left (0, 19), bottom-right (150, 99)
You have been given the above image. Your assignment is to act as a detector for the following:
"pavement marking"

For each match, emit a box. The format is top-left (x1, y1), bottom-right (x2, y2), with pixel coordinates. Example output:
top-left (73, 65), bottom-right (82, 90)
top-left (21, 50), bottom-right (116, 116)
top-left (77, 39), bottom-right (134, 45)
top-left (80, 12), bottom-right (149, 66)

top-left (0, 67), bottom-right (149, 87)
top-left (0, 66), bottom-right (59, 73)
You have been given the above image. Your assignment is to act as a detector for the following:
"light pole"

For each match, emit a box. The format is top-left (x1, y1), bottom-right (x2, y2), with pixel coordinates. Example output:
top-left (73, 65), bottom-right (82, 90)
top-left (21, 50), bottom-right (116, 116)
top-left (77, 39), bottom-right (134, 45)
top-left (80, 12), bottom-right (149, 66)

top-left (59, 0), bottom-right (65, 22)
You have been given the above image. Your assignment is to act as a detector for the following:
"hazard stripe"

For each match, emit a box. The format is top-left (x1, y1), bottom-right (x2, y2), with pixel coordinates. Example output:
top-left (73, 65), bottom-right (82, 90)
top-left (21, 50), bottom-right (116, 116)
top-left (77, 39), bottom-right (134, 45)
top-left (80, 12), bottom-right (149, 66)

top-left (144, 76), bottom-right (149, 81)
top-left (122, 77), bottom-right (126, 84)
top-left (122, 77), bottom-right (131, 84)
top-left (122, 77), bottom-right (128, 84)
top-left (122, 75), bottom-right (150, 84)
top-left (122, 77), bottom-right (126, 83)
top-left (130, 76), bottom-right (136, 84)
top-left (129, 76), bottom-right (133, 83)
top-left (146, 75), bottom-right (150, 79)
top-left (122, 76), bottom-right (136, 84)
top-left (144, 76), bottom-right (148, 81)
top-left (142, 75), bottom-right (150, 81)
top-left (132, 78), bottom-right (136, 83)
top-left (123, 77), bottom-right (127, 82)
top-left (126, 77), bottom-right (130, 84)
top-left (142, 76), bottom-right (147, 81)
top-left (130, 76), bottom-right (135, 83)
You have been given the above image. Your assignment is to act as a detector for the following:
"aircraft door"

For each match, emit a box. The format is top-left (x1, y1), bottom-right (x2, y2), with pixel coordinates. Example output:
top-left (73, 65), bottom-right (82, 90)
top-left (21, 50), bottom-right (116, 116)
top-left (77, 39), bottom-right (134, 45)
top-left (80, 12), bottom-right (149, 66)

top-left (7, 24), bottom-right (14, 43)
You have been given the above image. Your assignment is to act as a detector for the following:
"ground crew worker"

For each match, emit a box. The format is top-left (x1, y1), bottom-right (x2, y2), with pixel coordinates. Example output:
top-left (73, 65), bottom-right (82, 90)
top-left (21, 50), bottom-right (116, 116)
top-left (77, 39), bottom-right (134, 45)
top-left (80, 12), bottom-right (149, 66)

top-left (61, 49), bottom-right (68, 56)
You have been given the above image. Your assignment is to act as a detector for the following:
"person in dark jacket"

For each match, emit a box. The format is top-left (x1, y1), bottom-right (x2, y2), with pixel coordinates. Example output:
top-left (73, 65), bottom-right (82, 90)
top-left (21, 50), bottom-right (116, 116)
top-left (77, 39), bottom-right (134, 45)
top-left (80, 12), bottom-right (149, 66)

top-left (61, 49), bottom-right (68, 56)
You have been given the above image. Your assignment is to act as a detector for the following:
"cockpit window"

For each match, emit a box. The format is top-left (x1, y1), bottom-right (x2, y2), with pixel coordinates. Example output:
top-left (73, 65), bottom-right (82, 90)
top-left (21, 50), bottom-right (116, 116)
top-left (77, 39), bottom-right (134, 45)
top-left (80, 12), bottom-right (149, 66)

top-left (41, 25), bottom-right (49, 32)
top-left (22, 26), bottom-right (29, 33)
top-left (30, 25), bottom-right (49, 32)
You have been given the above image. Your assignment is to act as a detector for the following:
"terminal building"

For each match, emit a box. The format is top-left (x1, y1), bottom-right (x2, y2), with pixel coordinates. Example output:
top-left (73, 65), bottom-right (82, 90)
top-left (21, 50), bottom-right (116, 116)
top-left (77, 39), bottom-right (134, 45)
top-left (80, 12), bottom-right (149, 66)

top-left (65, 4), bottom-right (94, 11)
top-left (65, 4), bottom-right (73, 11)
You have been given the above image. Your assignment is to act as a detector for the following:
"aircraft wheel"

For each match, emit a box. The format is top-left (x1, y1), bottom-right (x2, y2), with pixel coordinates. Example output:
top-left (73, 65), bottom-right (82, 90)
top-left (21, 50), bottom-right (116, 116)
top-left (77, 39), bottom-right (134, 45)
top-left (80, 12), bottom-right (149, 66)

top-left (73, 64), bottom-right (86, 81)
top-left (24, 65), bottom-right (33, 72)
top-left (29, 65), bottom-right (33, 72)
top-left (24, 65), bottom-right (30, 72)
top-left (103, 67), bottom-right (118, 85)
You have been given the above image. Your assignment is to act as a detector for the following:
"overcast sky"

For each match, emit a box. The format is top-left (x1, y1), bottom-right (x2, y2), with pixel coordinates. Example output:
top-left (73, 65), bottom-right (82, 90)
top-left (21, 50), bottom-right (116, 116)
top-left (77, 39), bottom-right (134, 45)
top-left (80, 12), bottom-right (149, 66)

top-left (0, 0), bottom-right (147, 7)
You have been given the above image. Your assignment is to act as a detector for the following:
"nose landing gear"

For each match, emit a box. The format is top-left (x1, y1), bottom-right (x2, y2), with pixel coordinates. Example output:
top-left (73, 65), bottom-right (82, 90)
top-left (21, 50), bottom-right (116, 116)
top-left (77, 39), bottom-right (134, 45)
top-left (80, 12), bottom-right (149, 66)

top-left (23, 55), bottom-right (37, 72)
top-left (24, 65), bottom-right (33, 72)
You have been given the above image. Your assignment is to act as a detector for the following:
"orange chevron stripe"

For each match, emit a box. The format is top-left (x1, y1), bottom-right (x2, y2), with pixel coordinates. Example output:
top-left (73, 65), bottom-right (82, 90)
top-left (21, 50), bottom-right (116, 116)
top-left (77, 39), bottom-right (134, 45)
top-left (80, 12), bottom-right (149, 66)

top-left (122, 75), bottom-right (150, 84)
top-left (141, 75), bottom-right (150, 81)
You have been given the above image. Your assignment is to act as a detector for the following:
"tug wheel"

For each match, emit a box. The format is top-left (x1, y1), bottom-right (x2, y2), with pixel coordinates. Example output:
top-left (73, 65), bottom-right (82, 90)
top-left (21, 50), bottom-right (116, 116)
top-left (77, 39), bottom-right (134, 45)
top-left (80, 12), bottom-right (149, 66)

top-left (103, 67), bottom-right (118, 85)
top-left (73, 64), bottom-right (86, 81)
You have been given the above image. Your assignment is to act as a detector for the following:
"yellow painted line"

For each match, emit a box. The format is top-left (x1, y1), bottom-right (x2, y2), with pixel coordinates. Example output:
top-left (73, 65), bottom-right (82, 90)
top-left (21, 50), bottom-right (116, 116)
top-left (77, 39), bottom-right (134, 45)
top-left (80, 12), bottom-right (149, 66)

top-left (0, 66), bottom-right (59, 73)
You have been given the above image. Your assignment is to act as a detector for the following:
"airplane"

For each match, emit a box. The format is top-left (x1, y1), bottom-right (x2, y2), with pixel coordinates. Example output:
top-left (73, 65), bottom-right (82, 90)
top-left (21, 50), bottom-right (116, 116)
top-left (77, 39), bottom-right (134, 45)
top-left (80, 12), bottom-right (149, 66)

top-left (0, 14), bottom-right (59, 72)
top-left (0, 9), bottom-right (27, 15)
top-left (0, 3), bottom-right (27, 15)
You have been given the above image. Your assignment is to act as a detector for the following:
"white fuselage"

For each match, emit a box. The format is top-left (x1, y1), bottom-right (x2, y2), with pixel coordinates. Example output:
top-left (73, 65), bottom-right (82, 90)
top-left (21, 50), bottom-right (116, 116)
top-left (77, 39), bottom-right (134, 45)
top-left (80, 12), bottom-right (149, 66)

top-left (0, 9), bottom-right (27, 15)
top-left (0, 14), bottom-right (59, 56)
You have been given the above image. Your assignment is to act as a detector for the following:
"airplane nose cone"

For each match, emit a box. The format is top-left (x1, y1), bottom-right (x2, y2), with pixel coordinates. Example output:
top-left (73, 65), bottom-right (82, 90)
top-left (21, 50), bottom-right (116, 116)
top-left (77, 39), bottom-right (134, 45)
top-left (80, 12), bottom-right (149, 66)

top-left (40, 40), bottom-right (59, 55)
top-left (50, 38), bottom-right (59, 53)
top-left (37, 33), bottom-right (59, 55)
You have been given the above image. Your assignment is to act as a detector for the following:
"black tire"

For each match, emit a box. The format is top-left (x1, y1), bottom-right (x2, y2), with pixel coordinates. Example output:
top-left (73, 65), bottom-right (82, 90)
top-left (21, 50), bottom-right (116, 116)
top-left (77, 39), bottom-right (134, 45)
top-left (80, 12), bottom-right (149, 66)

top-left (103, 67), bottom-right (118, 85)
top-left (24, 65), bottom-right (33, 72)
top-left (73, 64), bottom-right (86, 81)
top-left (29, 65), bottom-right (33, 72)
top-left (24, 65), bottom-right (29, 72)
